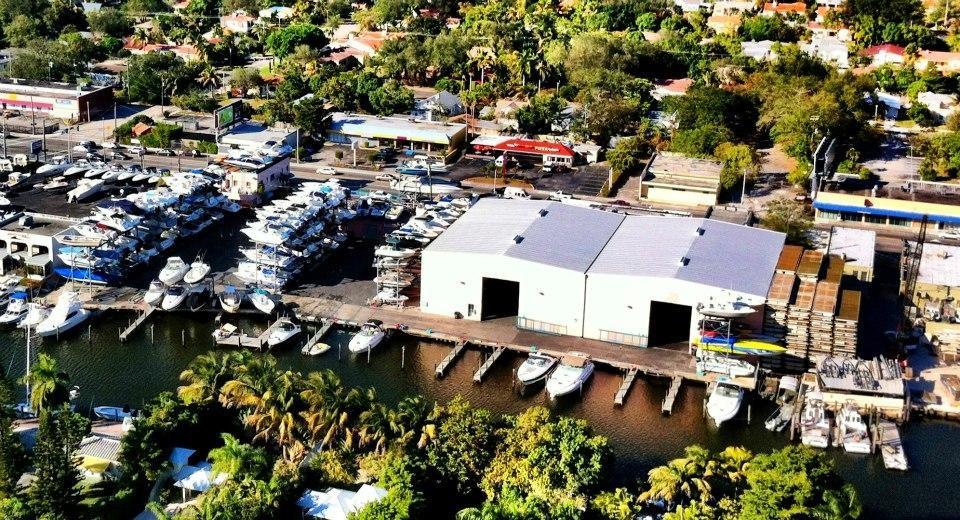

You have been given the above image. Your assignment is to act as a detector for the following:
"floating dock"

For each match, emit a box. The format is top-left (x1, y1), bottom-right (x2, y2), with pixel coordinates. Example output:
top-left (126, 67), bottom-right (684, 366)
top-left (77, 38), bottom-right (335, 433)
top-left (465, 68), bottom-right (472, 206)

top-left (473, 345), bottom-right (507, 383)
top-left (300, 320), bottom-right (334, 353)
top-left (614, 368), bottom-right (639, 406)
top-left (435, 340), bottom-right (467, 377)
top-left (661, 376), bottom-right (683, 415)
top-left (876, 420), bottom-right (909, 471)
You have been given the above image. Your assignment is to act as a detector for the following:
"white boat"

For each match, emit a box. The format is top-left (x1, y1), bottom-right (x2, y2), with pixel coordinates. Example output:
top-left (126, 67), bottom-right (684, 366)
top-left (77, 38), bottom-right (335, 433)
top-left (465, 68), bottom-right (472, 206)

top-left (266, 317), bottom-right (301, 347)
top-left (546, 352), bottom-right (594, 399)
top-left (218, 286), bottom-right (243, 313)
top-left (212, 322), bottom-right (238, 342)
top-left (183, 260), bottom-right (211, 284)
top-left (36, 291), bottom-right (90, 337)
top-left (302, 342), bottom-right (332, 356)
top-left (101, 170), bottom-right (120, 182)
top-left (516, 352), bottom-right (558, 385)
top-left (706, 380), bottom-right (744, 426)
top-left (800, 396), bottom-right (832, 449)
top-left (116, 170), bottom-right (136, 182)
top-left (160, 285), bottom-right (189, 310)
top-left (374, 290), bottom-right (409, 306)
top-left (348, 319), bottom-right (386, 354)
top-left (63, 160), bottom-right (90, 177)
top-left (389, 175), bottom-right (461, 195)
top-left (249, 288), bottom-right (277, 314)
top-left (241, 248), bottom-right (296, 268)
top-left (36, 158), bottom-right (71, 176)
top-left (93, 405), bottom-right (135, 421)
top-left (373, 276), bottom-right (413, 287)
top-left (131, 172), bottom-right (151, 183)
top-left (158, 257), bottom-right (189, 285)
top-left (143, 279), bottom-right (166, 307)
top-left (83, 168), bottom-right (105, 179)
top-left (73, 223), bottom-right (115, 241)
top-left (695, 351), bottom-right (755, 378)
top-left (838, 403), bottom-right (871, 454)
top-left (764, 402), bottom-right (795, 432)
top-left (42, 178), bottom-right (70, 192)
top-left (877, 420), bottom-right (908, 471)
top-left (698, 297), bottom-right (756, 319)
top-left (0, 291), bottom-right (29, 325)
top-left (67, 178), bottom-right (105, 202)
top-left (19, 302), bottom-right (50, 329)
top-left (375, 246), bottom-right (417, 259)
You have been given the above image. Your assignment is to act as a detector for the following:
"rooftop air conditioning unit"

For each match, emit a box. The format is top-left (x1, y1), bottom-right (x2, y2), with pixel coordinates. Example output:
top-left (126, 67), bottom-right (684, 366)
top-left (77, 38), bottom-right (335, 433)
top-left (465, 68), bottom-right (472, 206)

top-left (538, 209), bottom-right (548, 217)
top-left (513, 235), bottom-right (524, 244)
top-left (679, 256), bottom-right (690, 266)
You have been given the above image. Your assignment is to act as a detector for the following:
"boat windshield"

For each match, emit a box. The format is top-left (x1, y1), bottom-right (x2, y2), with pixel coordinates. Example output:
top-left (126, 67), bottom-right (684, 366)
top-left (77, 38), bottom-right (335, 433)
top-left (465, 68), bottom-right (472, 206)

top-left (360, 325), bottom-right (378, 336)
top-left (527, 357), bottom-right (550, 367)
top-left (715, 385), bottom-right (740, 398)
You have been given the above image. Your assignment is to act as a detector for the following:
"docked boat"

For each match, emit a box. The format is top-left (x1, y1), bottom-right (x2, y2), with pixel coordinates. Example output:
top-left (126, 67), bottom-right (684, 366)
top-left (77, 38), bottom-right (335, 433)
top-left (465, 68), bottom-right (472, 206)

top-left (183, 258), bottom-right (211, 284)
top-left (516, 352), bottom-right (558, 385)
top-left (764, 402), bottom-right (795, 432)
top-left (266, 317), bottom-right (301, 347)
top-left (706, 380), bottom-right (744, 426)
top-left (800, 395), bottom-right (832, 449)
top-left (19, 302), bottom-right (50, 329)
top-left (764, 376), bottom-right (799, 432)
top-left (249, 288), bottom-right (277, 314)
top-left (838, 403), bottom-right (871, 454)
top-left (93, 405), bottom-right (135, 421)
top-left (67, 178), bottom-right (105, 203)
top-left (698, 297), bottom-right (756, 319)
top-left (212, 322), bottom-right (238, 342)
top-left (546, 352), bottom-right (594, 399)
top-left (35, 291), bottom-right (90, 337)
top-left (53, 266), bottom-right (120, 285)
top-left (160, 285), bottom-right (189, 311)
top-left (143, 279), bottom-right (166, 307)
top-left (348, 319), bottom-right (386, 354)
top-left (695, 350), bottom-right (755, 378)
top-left (42, 177), bottom-right (70, 192)
top-left (158, 257), bottom-right (189, 285)
top-left (877, 420), bottom-right (908, 470)
top-left (218, 285), bottom-right (243, 313)
top-left (0, 291), bottom-right (29, 326)
top-left (302, 342), bottom-right (332, 356)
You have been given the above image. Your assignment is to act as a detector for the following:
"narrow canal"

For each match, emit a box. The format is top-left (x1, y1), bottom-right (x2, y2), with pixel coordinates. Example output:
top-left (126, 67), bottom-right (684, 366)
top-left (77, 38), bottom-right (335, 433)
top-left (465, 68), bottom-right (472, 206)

top-left (0, 311), bottom-right (956, 519)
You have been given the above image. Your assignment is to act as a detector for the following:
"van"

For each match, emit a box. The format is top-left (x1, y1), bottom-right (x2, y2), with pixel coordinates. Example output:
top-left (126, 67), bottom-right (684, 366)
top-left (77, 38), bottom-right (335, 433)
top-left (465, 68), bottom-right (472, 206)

top-left (503, 187), bottom-right (530, 199)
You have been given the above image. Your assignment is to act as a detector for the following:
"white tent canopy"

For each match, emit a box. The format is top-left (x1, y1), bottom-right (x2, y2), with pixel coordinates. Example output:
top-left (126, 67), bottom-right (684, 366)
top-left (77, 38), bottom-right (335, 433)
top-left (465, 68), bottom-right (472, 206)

top-left (297, 485), bottom-right (388, 520)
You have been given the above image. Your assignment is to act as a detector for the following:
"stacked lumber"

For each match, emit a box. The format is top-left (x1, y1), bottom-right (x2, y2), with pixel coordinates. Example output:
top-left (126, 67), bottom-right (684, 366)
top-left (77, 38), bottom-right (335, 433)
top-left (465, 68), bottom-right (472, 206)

top-left (833, 289), bottom-right (861, 357)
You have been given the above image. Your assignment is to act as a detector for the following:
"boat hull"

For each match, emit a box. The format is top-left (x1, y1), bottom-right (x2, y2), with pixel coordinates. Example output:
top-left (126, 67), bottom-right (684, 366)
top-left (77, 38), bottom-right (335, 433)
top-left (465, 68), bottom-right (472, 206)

top-left (36, 310), bottom-right (91, 337)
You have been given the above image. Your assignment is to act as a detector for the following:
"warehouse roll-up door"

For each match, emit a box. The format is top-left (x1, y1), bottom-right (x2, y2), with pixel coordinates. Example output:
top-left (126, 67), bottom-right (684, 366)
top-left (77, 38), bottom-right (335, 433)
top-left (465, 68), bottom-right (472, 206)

top-left (481, 277), bottom-right (519, 320)
top-left (648, 301), bottom-right (692, 348)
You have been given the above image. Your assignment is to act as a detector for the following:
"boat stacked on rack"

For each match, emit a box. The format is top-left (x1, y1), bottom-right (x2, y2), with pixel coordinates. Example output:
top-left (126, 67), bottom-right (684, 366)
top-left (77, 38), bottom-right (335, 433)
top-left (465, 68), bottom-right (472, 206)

top-left (233, 180), bottom-right (351, 298)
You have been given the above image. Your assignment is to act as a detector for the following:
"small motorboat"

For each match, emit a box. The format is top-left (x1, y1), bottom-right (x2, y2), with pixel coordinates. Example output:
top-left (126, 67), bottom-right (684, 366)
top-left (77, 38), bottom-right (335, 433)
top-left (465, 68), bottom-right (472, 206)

top-left (219, 285), bottom-right (243, 313)
top-left (302, 342), bottom-right (332, 356)
top-left (36, 291), bottom-right (90, 337)
top-left (212, 322), bottom-right (238, 342)
top-left (838, 402), bottom-right (871, 454)
top-left (161, 285), bottom-right (189, 311)
top-left (516, 352), bottom-right (558, 385)
top-left (67, 178), bottom-right (105, 203)
top-left (764, 402), bottom-right (795, 432)
top-left (183, 259), bottom-right (211, 284)
top-left (42, 177), bottom-right (70, 192)
top-left (375, 246), bottom-right (417, 259)
top-left (545, 352), bottom-right (594, 399)
top-left (348, 319), bottom-right (386, 354)
top-left (878, 420), bottom-right (908, 471)
top-left (19, 302), bottom-right (50, 329)
top-left (93, 405), bottom-right (135, 421)
top-left (695, 351), bottom-right (755, 378)
top-left (158, 256), bottom-right (190, 285)
top-left (266, 317), bottom-right (301, 347)
top-left (800, 395), bottom-right (832, 449)
top-left (249, 288), bottom-right (277, 314)
top-left (0, 291), bottom-right (29, 326)
top-left (143, 279), bottom-right (166, 307)
top-left (698, 297), bottom-right (756, 319)
top-left (693, 336), bottom-right (787, 357)
top-left (706, 380), bottom-right (744, 426)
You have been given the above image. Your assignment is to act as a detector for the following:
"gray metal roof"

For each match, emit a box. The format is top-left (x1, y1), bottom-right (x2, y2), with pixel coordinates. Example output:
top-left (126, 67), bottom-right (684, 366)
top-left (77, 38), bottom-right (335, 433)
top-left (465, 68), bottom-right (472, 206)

top-left (589, 216), bottom-right (785, 297)
top-left (427, 199), bottom-right (785, 295)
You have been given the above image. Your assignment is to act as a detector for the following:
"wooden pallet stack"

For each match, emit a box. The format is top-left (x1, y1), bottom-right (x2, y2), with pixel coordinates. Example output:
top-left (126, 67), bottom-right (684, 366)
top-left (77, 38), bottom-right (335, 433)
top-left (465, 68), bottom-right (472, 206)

top-left (810, 281), bottom-right (839, 353)
top-left (764, 245), bottom-right (803, 339)
top-left (833, 289), bottom-right (861, 357)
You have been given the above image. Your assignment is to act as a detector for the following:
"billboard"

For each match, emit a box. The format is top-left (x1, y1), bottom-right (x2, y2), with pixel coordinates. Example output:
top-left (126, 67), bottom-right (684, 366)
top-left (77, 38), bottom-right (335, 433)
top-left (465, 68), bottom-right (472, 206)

top-left (29, 140), bottom-right (42, 155)
top-left (214, 100), bottom-right (242, 130)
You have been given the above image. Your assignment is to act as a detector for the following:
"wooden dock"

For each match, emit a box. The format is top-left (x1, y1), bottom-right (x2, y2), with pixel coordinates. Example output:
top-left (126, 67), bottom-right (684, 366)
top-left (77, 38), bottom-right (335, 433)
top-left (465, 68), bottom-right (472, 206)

top-left (213, 317), bottom-right (296, 352)
top-left (301, 320), bottom-right (334, 352)
top-left (473, 345), bottom-right (507, 383)
top-left (435, 340), bottom-right (467, 378)
top-left (119, 306), bottom-right (155, 342)
top-left (661, 376), bottom-right (683, 415)
top-left (614, 368), bottom-right (639, 406)
top-left (876, 420), bottom-right (909, 471)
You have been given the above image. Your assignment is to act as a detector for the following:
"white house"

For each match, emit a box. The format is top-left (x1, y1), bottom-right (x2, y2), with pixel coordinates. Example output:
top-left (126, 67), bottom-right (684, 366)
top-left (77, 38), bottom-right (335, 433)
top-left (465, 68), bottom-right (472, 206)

top-left (802, 34), bottom-right (849, 69)
top-left (741, 40), bottom-right (778, 62)
top-left (412, 90), bottom-right (464, 120)
top-left (917, 91), bottom-right (959, 123)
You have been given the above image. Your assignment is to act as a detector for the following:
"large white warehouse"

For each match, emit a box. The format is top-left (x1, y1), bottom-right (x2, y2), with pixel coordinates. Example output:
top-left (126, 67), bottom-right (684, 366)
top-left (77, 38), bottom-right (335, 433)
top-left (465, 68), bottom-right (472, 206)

top-left (420, 199), bottom-right (786, 347)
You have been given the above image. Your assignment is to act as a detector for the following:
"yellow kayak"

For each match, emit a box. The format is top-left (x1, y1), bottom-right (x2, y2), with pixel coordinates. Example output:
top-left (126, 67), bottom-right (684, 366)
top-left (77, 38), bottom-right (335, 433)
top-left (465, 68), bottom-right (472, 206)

top-left (693, 338), bottom-right (787, 356)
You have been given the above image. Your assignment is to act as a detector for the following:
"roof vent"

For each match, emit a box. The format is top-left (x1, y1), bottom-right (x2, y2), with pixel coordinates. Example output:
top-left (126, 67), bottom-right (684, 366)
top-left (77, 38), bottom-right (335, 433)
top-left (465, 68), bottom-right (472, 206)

top-left (696, 226), bottom-right (705, 235)
top-left (538, 208), bottom-right (548, 217)
top-left (513, 235), bottom-right (524, 244)
top-left (679, 256), bottom-right (690, 266)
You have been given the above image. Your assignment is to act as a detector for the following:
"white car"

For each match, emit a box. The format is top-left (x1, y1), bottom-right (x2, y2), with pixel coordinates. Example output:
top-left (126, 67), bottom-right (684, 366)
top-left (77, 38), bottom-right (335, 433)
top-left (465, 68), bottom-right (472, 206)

top-left (375, 173), bottom-right (396, 182)
top-left (101, 141), bottom-right (118, 149)
top-left (316, 166), bottom-right (338, 175)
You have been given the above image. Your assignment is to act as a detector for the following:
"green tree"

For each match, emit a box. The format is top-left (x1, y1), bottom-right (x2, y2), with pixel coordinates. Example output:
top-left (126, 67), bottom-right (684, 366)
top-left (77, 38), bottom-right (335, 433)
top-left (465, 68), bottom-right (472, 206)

top-left (4, 14), bottom-right (43, 47)
top-left (178, 351), bottom-right (245, 405)
top-left (515, 94), bottom-right (567, 135)
top-left (230, 67), bottom-right (263, 95)
top-left (715, 142), bottom-right (760, 191)
top-left (29, 409), bottom-right (88, 520)
top-left (368, 80), bottom-right (414, 115)
top-left (591, 488), bottom-right (639, 520)
top-left (208, 433), bottom-right (269, 481)
top-left (293, 95), bottom-right (329, 136)
top-left (22, 353), bottom-right (70, 413)
top-left (265, 23), bottom-right (328, 60)
top-left (762, 197), bottom-right (813, 246)
top-left (667, 86), bottom-right (759, 141)
top-left (125, 53), bottom-right (201, 105)
top-left (86, 7), bottom-right (130, 37)
top-left (424, 396), bottom-right (497, 504)
top-left (608, 136), bottom-right (651, 175)
top-left (0, 375), bottom-right (24, 498)
top-left (671, 125), bottom-right (733, 158)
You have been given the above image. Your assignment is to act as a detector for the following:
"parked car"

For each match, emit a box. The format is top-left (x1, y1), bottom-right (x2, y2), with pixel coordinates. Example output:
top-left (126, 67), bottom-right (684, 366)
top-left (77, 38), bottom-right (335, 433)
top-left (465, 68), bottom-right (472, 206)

top-left (79, 140), bottom-right (97, 150)
top-left (316, 166), bottom-right (338, 175)
top-left (129, 146), bottom-right (146, 155)
top-left (156, 148), bottom-right (176, 156)
top-left (72, 144), bottom-right (90, 154)
top-left (375, 173), bottom-right (396, 182)
top-left (101, 141), bottom-right (118, 149)
top-left (85, 152), bottom-right (105, 161)
top-left (110, 151), bottom-right (129, 160)
top-left (187, 149), bottom-right (203, 157)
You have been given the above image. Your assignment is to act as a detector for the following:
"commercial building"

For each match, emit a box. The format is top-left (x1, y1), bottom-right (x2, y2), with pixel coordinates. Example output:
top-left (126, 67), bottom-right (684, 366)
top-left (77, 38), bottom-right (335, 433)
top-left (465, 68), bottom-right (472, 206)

top-left (0, 212), bottom-right (79, 280)
top-left (327, 112), bottom-right (468, 162)
top-left (639, 152), bottom-right (723, 207)
top-left (420, 199), bottom-right (785, 347)
top-left (218, 155), bottom-right (290, 206)
top-left (813, 188), bottom-right (960, 232)
top-left (823, 227), bottom-right (876, 283)
top-left (468, 136), bottom-right (577, 166)
top-left (218, 122), bottom-right (297, 154)
top-left (0, 78), bottom-right (113, 123)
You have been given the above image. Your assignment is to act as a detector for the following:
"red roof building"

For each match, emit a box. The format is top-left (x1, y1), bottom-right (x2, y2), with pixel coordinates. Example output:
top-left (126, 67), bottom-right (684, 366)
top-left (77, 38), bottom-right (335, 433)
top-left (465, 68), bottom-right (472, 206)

top-left (491, 138), bottom-right (576, 165)
top-left (860, 44), bottom-right (906, 67)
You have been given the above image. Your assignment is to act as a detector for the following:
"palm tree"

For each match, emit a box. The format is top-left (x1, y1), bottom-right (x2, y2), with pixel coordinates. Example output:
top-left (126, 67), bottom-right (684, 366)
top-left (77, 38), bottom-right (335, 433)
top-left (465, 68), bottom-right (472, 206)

top-left (209, 433), bottom-right (269, 480)
top-left (813, 483), bottom-right (863, 520)
top-left (219, 355), bottom-right (279, 410)
top-left (716, 446), bottom-right (752, 488)
top-left (22, 353), bottom-right (69, 413)
top-left (196, 66), bottom-right (220, 92)
top-left (358, 402), bottom-right (398, 454)
top-left (232, 370), bottom-right (304, 461)
top-left (640, 457), bottom-right (712, 507)
top-left (178, 351), bottom-right (243, 404)
top-left (394, 396), bottom-right (438, 449)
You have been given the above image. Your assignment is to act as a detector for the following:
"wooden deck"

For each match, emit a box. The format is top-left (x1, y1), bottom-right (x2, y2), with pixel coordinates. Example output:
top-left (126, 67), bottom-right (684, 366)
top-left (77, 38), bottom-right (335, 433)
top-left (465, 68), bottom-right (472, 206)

top-left (662, 376), bottom-right (683, 415)
top-left (473, 346), bottom-right (507, 383)
top-left (614, 368), bottom-right (639, 406)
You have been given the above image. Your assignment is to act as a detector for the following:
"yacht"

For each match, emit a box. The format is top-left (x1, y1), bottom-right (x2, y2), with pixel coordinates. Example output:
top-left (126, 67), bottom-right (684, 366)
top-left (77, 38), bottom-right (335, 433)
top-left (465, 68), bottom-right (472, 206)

top-left (218, 285), bottom-right (243, 313)
top-left (838, 403), bottom-right (871, 454)
top-left (63, 160), bottom-right (91, 178)
top-left (143, 279), bottom-right (166, 307)
top-left (67, 178), bottom-right (105, 203)
top-left (516, 352), bottom-right (558, 385)
top-left (41, 177), bottom-right (70, 192)
top-left (116, 169), bottom-right (136, 182)
top-left (83, 168), bottom-right (106, 179)
top-left (19, 302), bottom-right (50, 329)
top-left (35, 291), bottom-right (90, 337)
top-left (36, 157), bottom-right (71, 177)
top-left (93, 405), bottom-right (135, 421)
top-left (161, 285), bottom-right (189, 311)
top-left (546, 352), bottom-right (594, 399)
top-left (375, 245), bottom-right (417, 259)
top-left (57, 247), bottom-right (101, 269)
top-left (348, 319), bottom-right (386, 354)
top-left (183, 258), bottom-right (211, 284)
top-left (266, 317), bottom-right (301, 347)
top-left (706, 380), bottom-right (744, 426)
top-left (249, 288), bottom-right (277, 314)
top-left (800, 395), bottom-right (832, 449)
top-left (158, 257), bottom-right (190, 285)
top-left (0, 291), bottom-right (29, 325)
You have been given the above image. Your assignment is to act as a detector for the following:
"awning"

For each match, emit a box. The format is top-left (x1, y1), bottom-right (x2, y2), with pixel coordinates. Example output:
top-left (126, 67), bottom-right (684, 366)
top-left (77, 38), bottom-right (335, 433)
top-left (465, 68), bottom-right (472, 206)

top-left (26, 254), bottom-right (50, 267)
top-left (813, 200), bottom-right (960, 225)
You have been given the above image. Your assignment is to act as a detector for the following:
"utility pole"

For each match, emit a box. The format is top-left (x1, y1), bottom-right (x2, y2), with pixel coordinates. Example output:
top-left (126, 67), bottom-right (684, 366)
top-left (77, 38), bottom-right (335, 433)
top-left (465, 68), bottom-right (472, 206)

top-left (41, 120), bottom-right (46, 161)
top-left (113, 102), bottom-right (117, 142)
top-left (2, 118), bottom-right (7, 157)
top-left (295, 128), bottom-right (300, 164)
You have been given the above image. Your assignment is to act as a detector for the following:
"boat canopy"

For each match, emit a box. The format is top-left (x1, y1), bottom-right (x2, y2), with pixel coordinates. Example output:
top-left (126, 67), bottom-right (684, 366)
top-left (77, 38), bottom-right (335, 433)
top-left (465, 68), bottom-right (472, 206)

top-left (779, 376), bottom-right (800, 393)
